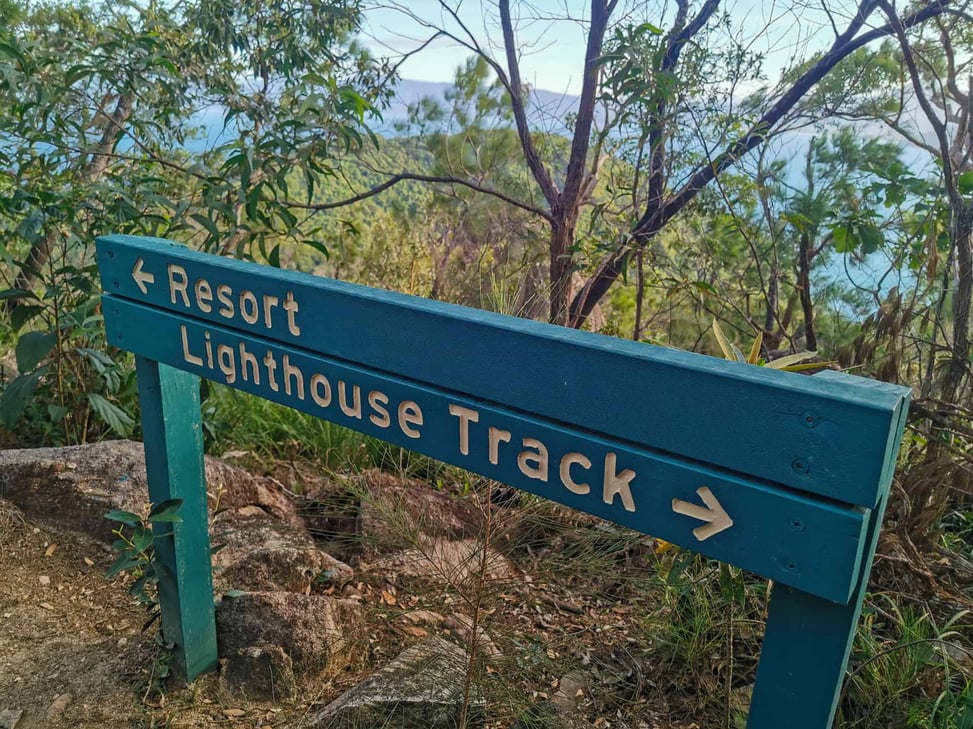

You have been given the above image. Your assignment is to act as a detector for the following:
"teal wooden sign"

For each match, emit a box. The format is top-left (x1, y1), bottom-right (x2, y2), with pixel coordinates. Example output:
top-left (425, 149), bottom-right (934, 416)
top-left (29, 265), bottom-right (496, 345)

top-left (96, 234), bottom-right (910, 728)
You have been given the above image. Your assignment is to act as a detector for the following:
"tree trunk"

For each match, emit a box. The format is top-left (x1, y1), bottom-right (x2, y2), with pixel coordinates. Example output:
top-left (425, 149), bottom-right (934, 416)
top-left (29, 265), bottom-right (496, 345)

top-left (549, 220), bottom-right (574, 325)
top-left (940, 203), bottom-right (973, 404)
top-left (797, 231), bottom-right (817, 352)
top-left (4, 94), bottom-right (133, 315)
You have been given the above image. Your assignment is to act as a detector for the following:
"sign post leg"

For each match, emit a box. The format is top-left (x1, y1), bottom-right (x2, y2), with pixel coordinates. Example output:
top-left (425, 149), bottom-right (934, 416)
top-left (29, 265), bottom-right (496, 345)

top-left (747, 496), bottom-right (887, 728)
top-left (136, 356), bottom-right (217, 681)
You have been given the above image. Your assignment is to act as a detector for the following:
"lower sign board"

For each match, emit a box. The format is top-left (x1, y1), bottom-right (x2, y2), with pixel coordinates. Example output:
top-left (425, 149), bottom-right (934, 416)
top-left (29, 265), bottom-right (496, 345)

top-left (96, 234), bottom-right (910, 729)
top-left (105, 296), bottom-right (871, 604)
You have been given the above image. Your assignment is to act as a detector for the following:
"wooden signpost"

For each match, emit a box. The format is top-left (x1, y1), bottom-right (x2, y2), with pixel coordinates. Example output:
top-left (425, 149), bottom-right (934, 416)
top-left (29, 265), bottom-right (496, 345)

top-left (96, 234), bottom-right (911, 728)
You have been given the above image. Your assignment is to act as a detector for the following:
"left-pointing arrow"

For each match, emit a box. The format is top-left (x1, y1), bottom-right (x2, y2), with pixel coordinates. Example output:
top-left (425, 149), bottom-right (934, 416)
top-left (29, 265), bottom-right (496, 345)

top-left (672, 486), bottom-right (734, 542)
top-left (132, 257), bottom-right (155, 295)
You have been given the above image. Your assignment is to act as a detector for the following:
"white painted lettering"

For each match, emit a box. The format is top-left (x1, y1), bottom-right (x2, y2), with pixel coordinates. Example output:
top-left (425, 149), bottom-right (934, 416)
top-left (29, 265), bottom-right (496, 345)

top-left (603, 453), bottom-right (636, 512)
top-left (263, 295), bottom-right (279, 329)
top-left (398, 401), bottom-right (423, 439)
top-left (204, 331), bottom-right (214, 368)
top-left (217, 344), bottom-right (236, 383)
top-left (239, 342), bottom-right (260, 384)
top-left (518, 438), bottom-right (549, 482)
top-left (560, 453), bottom-right (592, 495)
top-left (368, 391), bottom-right (391, 428)
top-left (310, 373), bottom-right (332, 407)
top-left (195, 279), bottom-right (213, 313)
top-left (284, 291), bottom-right (301, 336)
top-left (217, 284), bottom-right (234, 318)
top-left (168, 264), bottom-right (189, 307)
top-left (282, 355), bottom-right (304, 400)
top-left (240, 291), bottom-right (259, 325)
top-left (180, 324), bottom-right (203, 366)
top-left (338, 381), bottom-right (362, 418)
top-left (488, 427), bottom-right (511, 465)
top-left (448, 404), bottom-right (479, 455)
top-left (263, 351), bottom-right (279, 392)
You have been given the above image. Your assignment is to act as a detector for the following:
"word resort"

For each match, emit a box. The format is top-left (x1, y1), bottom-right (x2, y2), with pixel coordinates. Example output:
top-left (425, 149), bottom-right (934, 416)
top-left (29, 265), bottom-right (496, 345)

top-left (167, 263), bottom-right (301, 335)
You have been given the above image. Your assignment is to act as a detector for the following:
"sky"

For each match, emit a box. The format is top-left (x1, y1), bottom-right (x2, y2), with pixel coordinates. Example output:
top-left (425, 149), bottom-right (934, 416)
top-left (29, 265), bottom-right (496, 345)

top-left (356, 0), bottom-right (932, 301)
top-left (359, 0), bottom-right (867, 96)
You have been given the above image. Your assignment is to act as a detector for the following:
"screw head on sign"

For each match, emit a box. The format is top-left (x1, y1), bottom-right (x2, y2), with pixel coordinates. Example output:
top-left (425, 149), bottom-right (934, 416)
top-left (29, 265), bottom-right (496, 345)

top-left (791, 458), bottom-right (809, 474)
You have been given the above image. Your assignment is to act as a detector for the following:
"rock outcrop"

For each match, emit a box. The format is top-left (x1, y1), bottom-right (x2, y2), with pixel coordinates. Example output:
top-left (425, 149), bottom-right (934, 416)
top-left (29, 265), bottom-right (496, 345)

top-left (307, 637), bottom-right (484, 729)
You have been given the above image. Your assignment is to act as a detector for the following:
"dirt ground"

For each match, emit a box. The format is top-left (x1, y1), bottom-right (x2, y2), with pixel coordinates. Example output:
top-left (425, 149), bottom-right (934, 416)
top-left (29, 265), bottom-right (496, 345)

top-left (0, 490), bottom-right (704, 729)
top-left (0, 501), bottom-right (342, 729)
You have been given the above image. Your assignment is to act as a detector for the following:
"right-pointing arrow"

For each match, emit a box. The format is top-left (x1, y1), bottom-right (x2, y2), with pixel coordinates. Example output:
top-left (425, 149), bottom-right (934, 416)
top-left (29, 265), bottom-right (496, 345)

top-left (132, 257), bottom-right (155, 295)
top-left (672, 486), bottom-right (734, 542)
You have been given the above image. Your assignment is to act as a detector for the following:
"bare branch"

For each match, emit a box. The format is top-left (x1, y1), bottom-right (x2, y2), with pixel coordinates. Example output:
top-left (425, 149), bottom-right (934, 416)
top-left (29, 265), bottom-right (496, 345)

top-left (645, 0), bottom-right (721, 215)
top-left (499, 0), bottom-right (559, 207)
top-left (656, 0), bottom-right (950, 231)
top-left (561, 0), bottom-right (614, 210)
top-left (878, 0), bottom-right (958, 205)
top-left (287, 172), bottom-right (553, 221)
top-left (880, 116), bottom-right (942, 156)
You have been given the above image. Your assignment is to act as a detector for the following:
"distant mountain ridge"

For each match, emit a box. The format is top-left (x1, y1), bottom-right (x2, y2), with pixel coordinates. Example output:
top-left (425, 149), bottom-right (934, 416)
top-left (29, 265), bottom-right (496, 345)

top-left (188, 78), bottom-right (581, 148)
top-left (375, 78), bottom-right (581, 133)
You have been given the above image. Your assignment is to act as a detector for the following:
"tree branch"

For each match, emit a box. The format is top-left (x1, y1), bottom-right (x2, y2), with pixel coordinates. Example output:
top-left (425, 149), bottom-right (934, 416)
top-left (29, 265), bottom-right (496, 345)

top-left (879, 0), bottom-right (957, 204)
top-left (287, 172), bottom-right (554, 221)
top-left (645, 0), bottom-right (721, 216)
top-left (569, 0), bottom-right (953, 326)
top-left (499, 0), bottom-right (560, 208)
top-left (561, 0), bottom-right (613, 212)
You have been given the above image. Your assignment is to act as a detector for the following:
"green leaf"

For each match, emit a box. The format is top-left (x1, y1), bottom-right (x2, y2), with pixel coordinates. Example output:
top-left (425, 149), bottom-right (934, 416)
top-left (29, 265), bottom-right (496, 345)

top-left (131, 526), bottom-right (154, 553)
top-left (301, 238), bottom-right (330, 259)
top-left (106, 552), bottom-right (141, 579)
top-left (0, 40), bottom-right (26, 65)
top-left (0, 288), bottom-right (37, 301)
top-left (87, 393), bottom-right (135, 437)
top-left (129, 573), bottom-right (151, 597)
top-left (15, 331), bottom-right (56, 373)
top-left (746, 330), bottom-right (764, 365)
top-left (775, 360), bottom-right (837, 372)
top-left (148, 499), bottom-right (184, 524)
top-left (105, 509), bottom-right (142, 526)
top-left (832, 224), bottom-right (854, 253)
top-left (712, 320), bottom-right (745, 362)
top-left (765, 351), bottom-right (821, 369)
top-left (0, 365), bottom-right (49, 429)
top-left (782, 212), bottom-right (813, 233)
top-left (959, 171), bottom-right (973, 195)
top-left (10, 305), bottom-right (44, 332)
top-left (191, 213), bottom-right (221, 242)
top-left (858, 224), bottom-right (883, 254)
